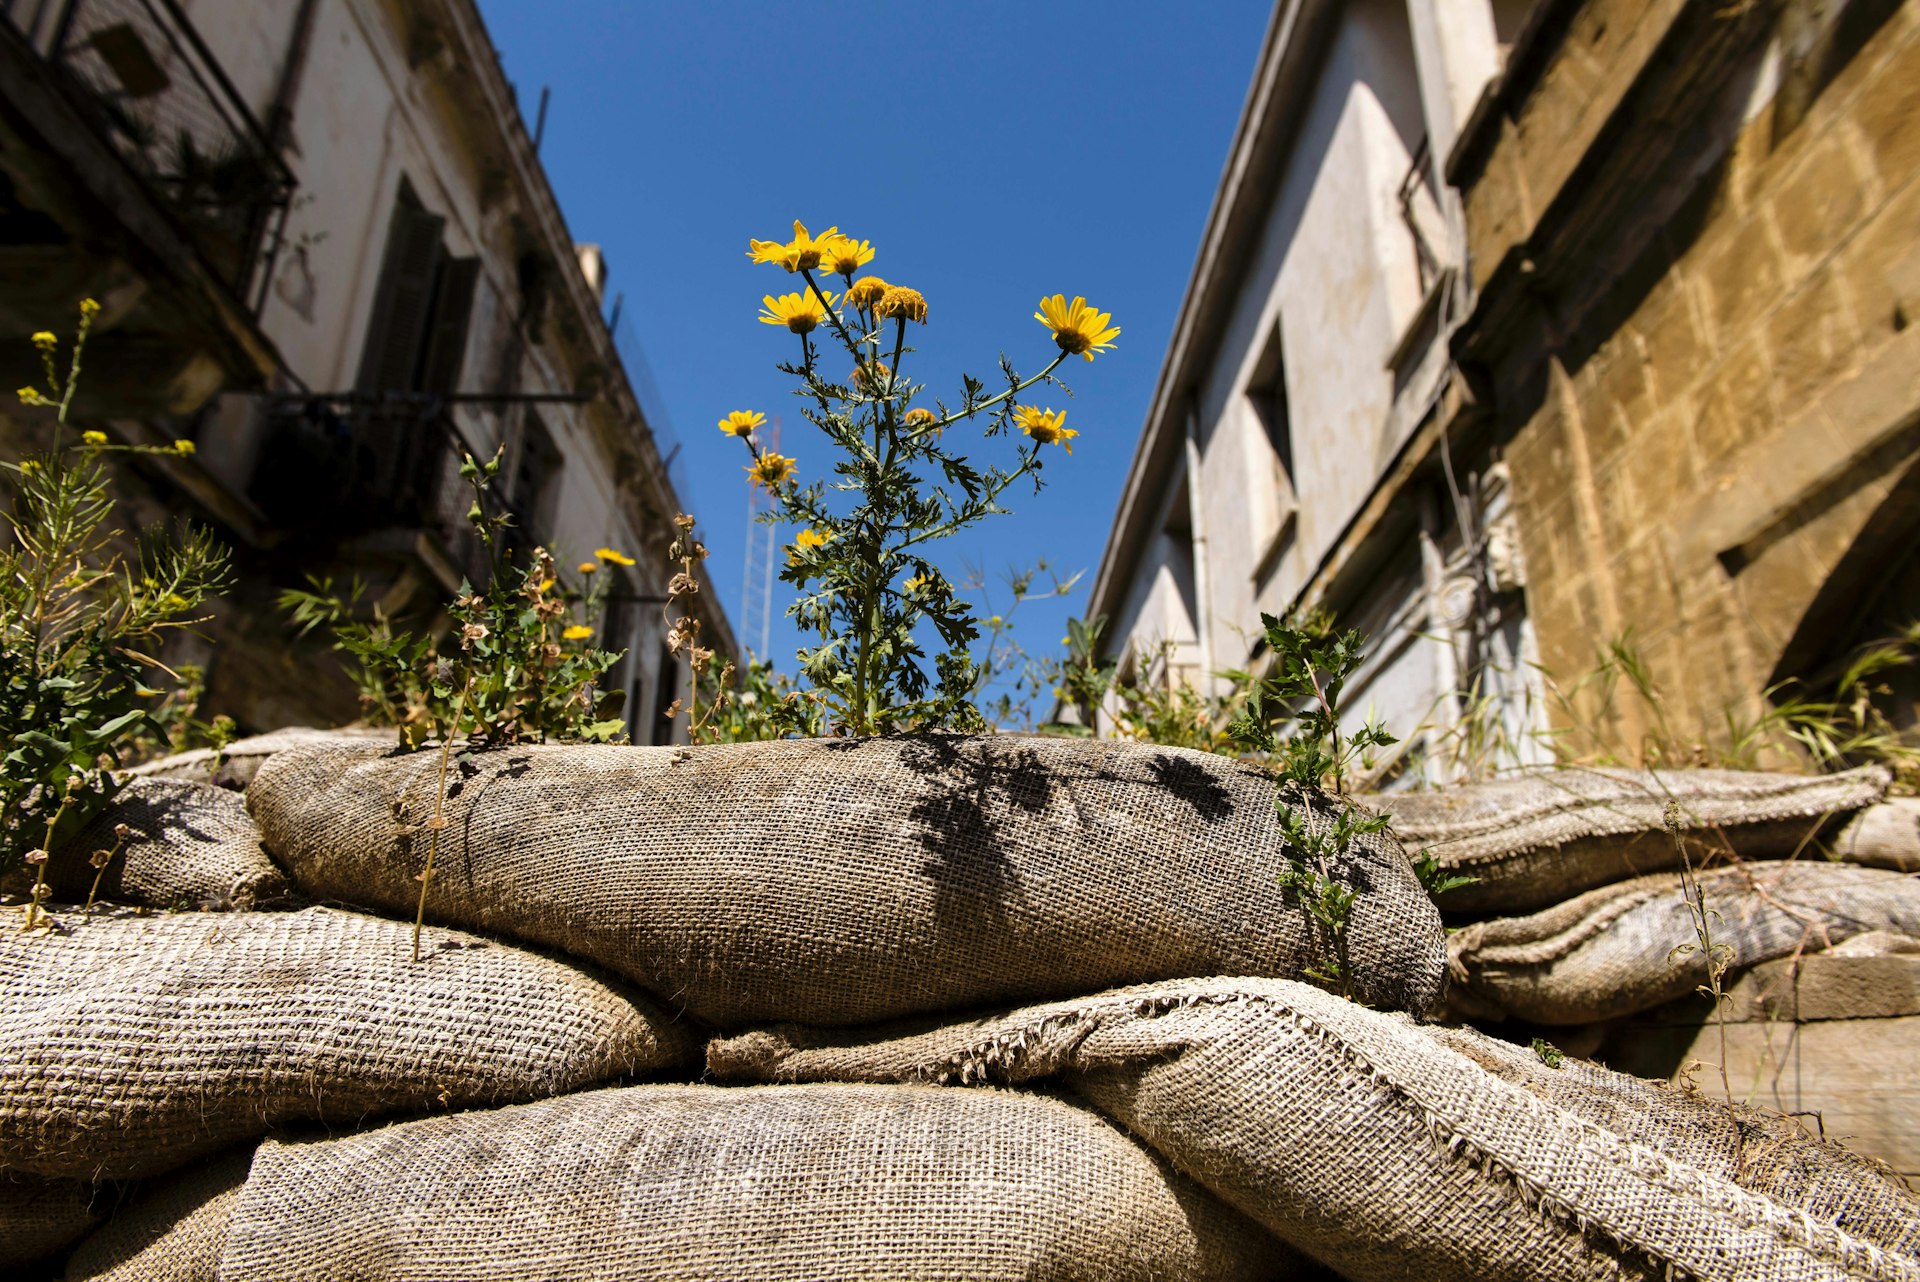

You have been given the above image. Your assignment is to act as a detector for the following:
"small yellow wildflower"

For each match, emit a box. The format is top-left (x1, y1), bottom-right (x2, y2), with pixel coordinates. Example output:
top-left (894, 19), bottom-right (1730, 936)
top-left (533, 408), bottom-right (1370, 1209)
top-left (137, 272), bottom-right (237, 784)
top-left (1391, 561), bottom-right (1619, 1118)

top-left (562, 625), bottom-right (594, 641)
top-left (747, 220), bottom-right (840, 273)
top-left (19, 460), bottom-right (38, 473)
top-left (79, 298), bottom-right (101, 317)
top-left (786, 527), bottom-right (831, 566)
top-left (904, 573), bottom-right (930, 593)
top-left (596, 547), bottom-right (637, 567)
top-left (821, 236), bottom-right (875, 276)
top-left (759, 290), bottom-right (836, 334)
top-left (719, 409), bottom-right (767, 438)
top-left (1034, 294), bottom-right (1120, 361)
top-left (577, 561), bottom-right (598, 575)
top-left (851, 361), bottom-right (889, 393)
top-left (30, 331), bottom-right (56, 350)
top-left (845, 276), bottom-right (889, 309)
top-left (173, 439), bottom-right (196, 456)
top-left (903, 407), bottom-right (939, 430)
top-left (17, 387), bottom-right (39, 404)
top-left (81, 430), bottom-right (107, 447)
top-left (747, 451), bottom-right (798, 491)
top-left (875, 285), bottom-right (927, 324)
top-left (1013, 406), bottom-right (1079, 454)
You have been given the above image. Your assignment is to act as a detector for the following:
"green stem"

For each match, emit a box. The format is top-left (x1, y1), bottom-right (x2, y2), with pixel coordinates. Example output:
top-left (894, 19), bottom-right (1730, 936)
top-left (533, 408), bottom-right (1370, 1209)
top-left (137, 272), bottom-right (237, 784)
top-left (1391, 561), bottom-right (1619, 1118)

top-left (800, 268), bottom-right (859, 359)
top-left (903, 351), bottom-right (1069, 445)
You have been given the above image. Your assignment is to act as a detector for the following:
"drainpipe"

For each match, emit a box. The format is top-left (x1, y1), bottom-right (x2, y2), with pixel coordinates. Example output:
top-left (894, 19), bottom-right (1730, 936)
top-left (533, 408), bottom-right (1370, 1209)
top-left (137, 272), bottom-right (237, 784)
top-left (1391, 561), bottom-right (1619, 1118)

top-left (1184, 397), bottom-right (1216, 704)
top-left (265, 0), bottom-right (321, 155)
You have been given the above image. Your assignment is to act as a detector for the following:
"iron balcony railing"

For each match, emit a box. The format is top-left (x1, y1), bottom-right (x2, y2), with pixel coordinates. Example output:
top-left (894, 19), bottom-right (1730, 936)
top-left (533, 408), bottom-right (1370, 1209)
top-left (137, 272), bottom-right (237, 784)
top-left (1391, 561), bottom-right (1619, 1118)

top-left (252, 394), bottom-right (534, 588)
top-left (4, 0), bottom-right (295, 310)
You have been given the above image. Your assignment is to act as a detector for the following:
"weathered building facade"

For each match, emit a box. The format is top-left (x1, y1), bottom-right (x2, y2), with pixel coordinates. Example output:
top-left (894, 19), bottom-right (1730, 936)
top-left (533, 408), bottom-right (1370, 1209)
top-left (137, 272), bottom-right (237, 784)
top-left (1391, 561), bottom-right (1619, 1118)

top-left (1088, 0), bottom-right (1915, 780)
top-left (0, 0), bottom-right (728, 739)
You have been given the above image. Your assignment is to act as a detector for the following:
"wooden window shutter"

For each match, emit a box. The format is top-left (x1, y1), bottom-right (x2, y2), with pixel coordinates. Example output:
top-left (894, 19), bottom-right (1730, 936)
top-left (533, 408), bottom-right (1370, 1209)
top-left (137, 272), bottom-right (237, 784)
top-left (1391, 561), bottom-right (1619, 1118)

top-left (356, 184), bottom-right (446, 392)
top-left (418, 256), bottom-right (479, 394)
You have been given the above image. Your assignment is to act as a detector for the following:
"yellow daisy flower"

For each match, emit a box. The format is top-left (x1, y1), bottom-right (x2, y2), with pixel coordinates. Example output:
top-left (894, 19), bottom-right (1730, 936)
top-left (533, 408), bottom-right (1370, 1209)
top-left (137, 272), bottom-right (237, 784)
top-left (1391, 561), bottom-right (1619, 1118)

top-left (577, 561), bottom-right (598, 575)
top-left (845, 276), bottom-right (889, 309)
top-left (719, 409), bottom-right (767, 438)
top-left (903, 573), bottom-right (930, 593)
top-left (30, 331), bottom-right (56, 350)
top-left (596, 547), bottom-right (636, 567)
top-left (1013, 406), bottom-right (1079, 454)
top-left (1034, 294), bottom-right (1120, 361)
top-left (562, 625), bottom-right (594, 641)
top-left (759, 289), bottom-right (837, 334)
top-left (748, 451), bottom-right (798, 491)
top-left (81, 430), bottom-right (107, 446)
top-left (746, 220), bottom-right (840, 273)
top-left (875, 285), bottom-right (927, 324)
top-left (821, 236), bottom-right (875, 276)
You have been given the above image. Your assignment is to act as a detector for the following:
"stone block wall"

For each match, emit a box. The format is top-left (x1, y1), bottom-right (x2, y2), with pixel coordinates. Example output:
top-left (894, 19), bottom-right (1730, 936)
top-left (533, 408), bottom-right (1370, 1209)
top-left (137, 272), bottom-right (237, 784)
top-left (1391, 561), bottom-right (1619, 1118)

top-left (1452, 0), bottom-right (1920, 757)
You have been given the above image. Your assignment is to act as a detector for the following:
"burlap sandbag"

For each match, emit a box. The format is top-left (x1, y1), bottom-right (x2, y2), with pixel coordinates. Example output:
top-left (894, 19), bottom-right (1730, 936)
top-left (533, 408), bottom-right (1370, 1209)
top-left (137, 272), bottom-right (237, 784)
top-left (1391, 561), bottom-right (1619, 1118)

top-left (1833, 799), bottom-right (1920, 873)
top-left (1368, 765), bottom-right (1888, 913)
top-left (248, 735), bottom-right (1448, 1025)
top-left (709, 977), bottom-right (1920, 1282)
top-left (124, 726), bottom-right (395, 789)
top-left (218, 1083), bottom-right (1309, 1281)
top-left (0, 1171), bottom-right (102, 1268)
top-left (0, 906), bottom-right (693, 1180)
top-left (18, 778), bottom-right (292, 910)
top-left (64, 1150), bottom-right (250, 1282)
top-left (1446, 861), bottom-right (1920, 1024)
top-left (1423, 1023), bottom-right (1920, 1256)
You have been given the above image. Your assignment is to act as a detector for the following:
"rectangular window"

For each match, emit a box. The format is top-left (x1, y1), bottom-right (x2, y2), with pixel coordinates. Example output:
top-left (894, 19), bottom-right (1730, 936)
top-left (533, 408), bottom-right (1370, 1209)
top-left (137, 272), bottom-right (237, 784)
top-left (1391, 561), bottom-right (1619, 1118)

top-left (357, 179), bottom-right (479, 394)
top-left (506, 407), bottom-right (562, 544)
top-left (1246, 322), bottom-right (1295, 486)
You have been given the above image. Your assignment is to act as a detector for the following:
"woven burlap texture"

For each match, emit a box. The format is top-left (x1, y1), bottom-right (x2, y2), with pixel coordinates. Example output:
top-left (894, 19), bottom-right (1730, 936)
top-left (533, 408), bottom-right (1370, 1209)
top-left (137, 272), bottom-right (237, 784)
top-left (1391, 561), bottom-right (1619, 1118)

top-left (1422, 1023), bottom-right (1920, 1258)
top-left (65, 1150), bottom-right (250, 1282)
top-left (1833, 800), bottom-right (1920, 873)
top-left (1366, 765), bottom-right (1888, 913)
top-left (124, 726), bottom-right (395, 790)
top-left (22, 778), bottom-right (292, 910)
top-left (708, 976), bottom-right (1920, 1282)
top-left (247, 734), bottom-right (1448, 1026)
top-left (219, 1083), bottom-right (1301, 1282)
top-left (0, 1170), bottom-right (101, 1267)
top-left (1446, 862), bottom-right (1920, 1024)
top-left (0, 906), bottom-right (693, 1180)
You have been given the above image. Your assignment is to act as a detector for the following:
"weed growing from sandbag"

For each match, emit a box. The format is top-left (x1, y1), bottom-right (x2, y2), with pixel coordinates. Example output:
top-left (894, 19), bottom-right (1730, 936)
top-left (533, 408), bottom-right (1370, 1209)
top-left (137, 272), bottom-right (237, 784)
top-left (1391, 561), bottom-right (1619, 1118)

top-left (659, 513), bottom-right (735, 742)
top-left (724, 223), bottom-right (1119, 735)
top-left (1664, 799), bottom-right (1736, 1099)
top-left (2, 301), bottom-right (229, 922)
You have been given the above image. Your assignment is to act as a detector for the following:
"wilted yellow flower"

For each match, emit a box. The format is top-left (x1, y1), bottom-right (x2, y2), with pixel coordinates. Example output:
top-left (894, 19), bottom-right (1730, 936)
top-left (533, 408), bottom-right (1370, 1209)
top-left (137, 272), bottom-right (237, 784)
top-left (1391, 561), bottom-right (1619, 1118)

top-left (173, 439), bottom-right (196, 455)
top-left (845, 276), bottom-right (889, 309)
top-left (875, 285), bottom-right (927, 324)
top-left (1034, 294), bottom-right (1120, 361)
top-left (30, 331), bottom-right (56, 350)
top-left (747, 220), bottom-right (839, 272)
top-left (759, 290), bottom-right (836, 334)
top-left (562, 625), bottom-right (594, 641)
top-left (1013, 406), bottom-right (1079, 454)
top-left (577, 561), bottom-right (597, 575)
top-left (79, 298), bottom-right (101, 317)
top-left (851, 361), bottom-right (889, 393)
top-left (821, 236), bottom-right (875, 276)
top-left (81, 430), bottom-right (107, 446)
top-left (748, 451), bottom-right (798, 491)
top-left (596, 547), bottom-right (636, 567)
top-left (903, 407), bottom-right (939, 430)
top-left (719, 409), bottom-right (767, 438)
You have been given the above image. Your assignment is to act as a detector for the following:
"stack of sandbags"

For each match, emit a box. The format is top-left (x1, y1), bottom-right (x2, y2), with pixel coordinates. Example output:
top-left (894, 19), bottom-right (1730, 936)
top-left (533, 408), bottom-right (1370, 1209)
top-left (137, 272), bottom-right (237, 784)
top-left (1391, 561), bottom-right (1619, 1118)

top-left (1373, 763), bottom-right (1920, 1181)
top-left (709, 976), bottom-right (1920, 1281)
top-left (122, 726), bottom-right (396, 791)
top-left (245, 734), bottom-right (1450, 1024)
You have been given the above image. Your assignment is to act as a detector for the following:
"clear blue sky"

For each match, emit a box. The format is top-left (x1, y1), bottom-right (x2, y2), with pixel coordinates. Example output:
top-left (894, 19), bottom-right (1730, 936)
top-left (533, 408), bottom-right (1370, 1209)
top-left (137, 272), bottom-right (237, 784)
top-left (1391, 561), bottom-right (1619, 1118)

top-left (475, 0), bottom-right (1271, 720)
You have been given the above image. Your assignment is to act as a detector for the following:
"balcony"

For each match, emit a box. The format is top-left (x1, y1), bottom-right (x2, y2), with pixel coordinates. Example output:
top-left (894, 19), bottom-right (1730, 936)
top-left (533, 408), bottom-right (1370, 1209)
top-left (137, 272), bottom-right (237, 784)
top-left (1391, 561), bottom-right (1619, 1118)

top-left (0, 0), bottom-right (291, 416)
top-left (250, 394), bottom-right (536, 591)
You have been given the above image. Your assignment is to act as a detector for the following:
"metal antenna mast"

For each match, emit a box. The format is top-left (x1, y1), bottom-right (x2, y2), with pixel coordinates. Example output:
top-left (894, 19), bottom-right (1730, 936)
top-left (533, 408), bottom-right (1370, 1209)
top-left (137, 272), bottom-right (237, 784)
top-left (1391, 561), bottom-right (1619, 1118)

top-left (740, 417), bottom-right (780, 660)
